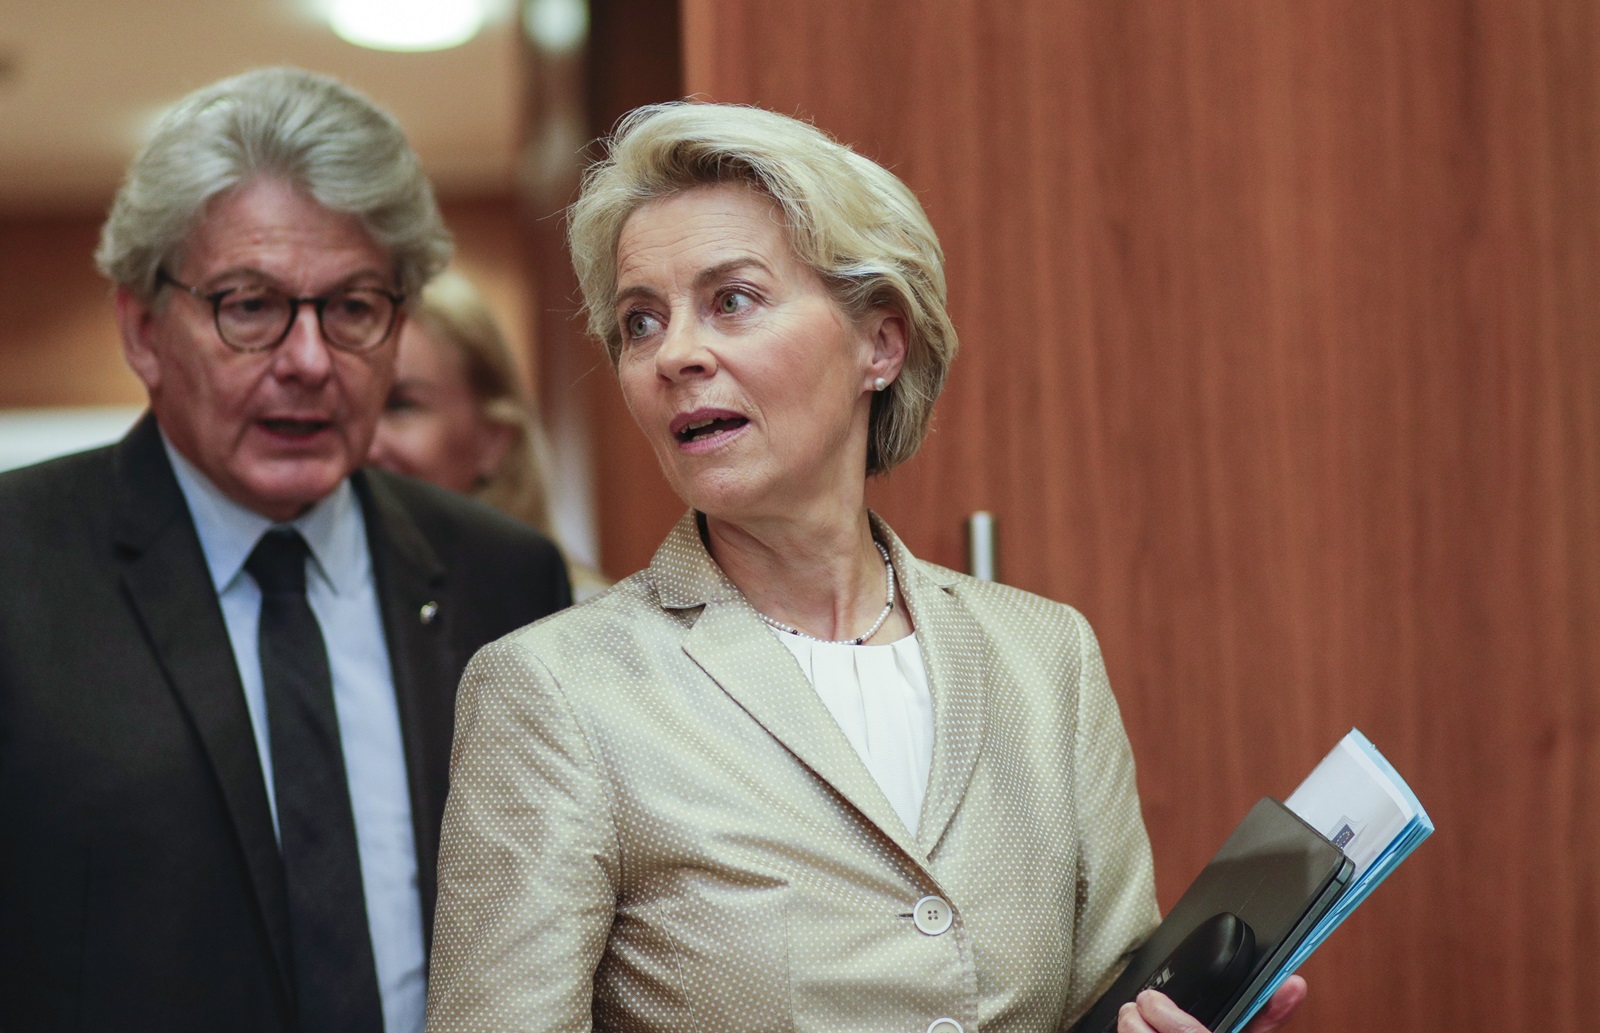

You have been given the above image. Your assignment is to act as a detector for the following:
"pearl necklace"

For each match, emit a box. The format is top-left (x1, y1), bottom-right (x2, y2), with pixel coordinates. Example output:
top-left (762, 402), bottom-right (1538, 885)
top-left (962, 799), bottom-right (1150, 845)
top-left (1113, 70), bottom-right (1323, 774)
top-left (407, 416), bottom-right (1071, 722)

top-left (755, 541), bottom-right (896, 646)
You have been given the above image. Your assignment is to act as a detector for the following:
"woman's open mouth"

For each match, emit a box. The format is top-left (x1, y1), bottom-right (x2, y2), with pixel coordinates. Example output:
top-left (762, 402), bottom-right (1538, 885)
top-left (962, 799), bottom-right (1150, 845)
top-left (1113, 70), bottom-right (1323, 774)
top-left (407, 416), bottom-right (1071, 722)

top-left (670, 408), bottom-right (748, 447)
top-left (674, 415), bottom-right (748, 443)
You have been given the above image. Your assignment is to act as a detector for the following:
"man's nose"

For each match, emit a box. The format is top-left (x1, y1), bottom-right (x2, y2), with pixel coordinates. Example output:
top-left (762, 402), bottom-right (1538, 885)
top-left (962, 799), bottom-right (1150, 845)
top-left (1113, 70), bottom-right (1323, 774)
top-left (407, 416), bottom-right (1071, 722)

top-left (271, 303), bottom-right (334, 382)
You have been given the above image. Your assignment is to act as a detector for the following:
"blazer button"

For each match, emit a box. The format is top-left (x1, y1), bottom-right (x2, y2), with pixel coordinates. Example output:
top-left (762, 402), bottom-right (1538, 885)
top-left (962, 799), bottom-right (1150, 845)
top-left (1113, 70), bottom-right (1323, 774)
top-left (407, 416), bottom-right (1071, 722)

top-left (913, 894), bottom-right (954, 935)
top-left (926, 1019), bottom-right (964, 1033)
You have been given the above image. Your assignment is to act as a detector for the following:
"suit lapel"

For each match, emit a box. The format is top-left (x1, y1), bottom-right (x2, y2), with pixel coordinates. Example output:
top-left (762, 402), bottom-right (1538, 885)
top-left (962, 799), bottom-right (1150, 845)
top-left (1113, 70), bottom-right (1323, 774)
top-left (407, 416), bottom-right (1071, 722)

top-left (875, 519), bottom-right (988, 857)
top-left (655, 514), bottom-right (921, 857)
top-left (110, 414), bottom-right (293, 998)
top-left (355, 469), bottom-right (453, 944)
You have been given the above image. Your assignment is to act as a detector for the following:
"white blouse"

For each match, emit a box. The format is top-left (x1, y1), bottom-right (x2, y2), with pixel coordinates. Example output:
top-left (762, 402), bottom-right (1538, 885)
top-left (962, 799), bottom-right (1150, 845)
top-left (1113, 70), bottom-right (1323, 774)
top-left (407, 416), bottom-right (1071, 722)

top-left (772, 630), bottom-right (934, 836)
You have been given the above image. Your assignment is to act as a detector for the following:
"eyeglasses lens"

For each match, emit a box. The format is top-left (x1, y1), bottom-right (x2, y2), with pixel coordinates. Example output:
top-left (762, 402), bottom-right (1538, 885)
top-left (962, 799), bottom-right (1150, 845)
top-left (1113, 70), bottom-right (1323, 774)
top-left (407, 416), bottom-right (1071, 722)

top-left (321, 290), bottom-right (393, 349)
top-left (214, 287), bottom-right (395, 352)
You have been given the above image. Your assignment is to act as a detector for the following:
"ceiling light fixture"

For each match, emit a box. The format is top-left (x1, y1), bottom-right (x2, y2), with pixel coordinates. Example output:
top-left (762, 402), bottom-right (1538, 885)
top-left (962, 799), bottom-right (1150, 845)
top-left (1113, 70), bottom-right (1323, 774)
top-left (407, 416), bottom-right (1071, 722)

top-left (329, 0), bottom-right (488, 52)
top-left (524, 0), bottom-right (588, 53)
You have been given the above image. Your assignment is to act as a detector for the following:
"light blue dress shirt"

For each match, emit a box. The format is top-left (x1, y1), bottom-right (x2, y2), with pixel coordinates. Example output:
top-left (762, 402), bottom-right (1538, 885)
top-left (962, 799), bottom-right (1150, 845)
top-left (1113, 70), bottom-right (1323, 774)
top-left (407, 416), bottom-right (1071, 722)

top-left (164, 437), bottom-right (426, 1033)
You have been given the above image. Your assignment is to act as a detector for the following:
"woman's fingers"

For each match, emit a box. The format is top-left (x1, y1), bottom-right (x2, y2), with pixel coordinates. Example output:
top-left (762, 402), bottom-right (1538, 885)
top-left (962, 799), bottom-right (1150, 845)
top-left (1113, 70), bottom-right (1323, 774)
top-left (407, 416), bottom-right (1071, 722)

top-left (1117, 990), bottom-right (1209, 1033)
top-left (1116, 997), bottom-right (1155, 1032)
top-left (1116, 976), bottom-right (1307, 1033)
top-left (1239, 976), bottom-right (1308, 1033)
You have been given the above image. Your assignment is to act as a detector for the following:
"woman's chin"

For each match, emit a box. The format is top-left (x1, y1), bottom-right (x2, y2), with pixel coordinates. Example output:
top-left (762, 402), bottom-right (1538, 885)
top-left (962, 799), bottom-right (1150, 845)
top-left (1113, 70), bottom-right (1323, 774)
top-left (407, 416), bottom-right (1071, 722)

top-left (678, 477), bottom-right (776, 526)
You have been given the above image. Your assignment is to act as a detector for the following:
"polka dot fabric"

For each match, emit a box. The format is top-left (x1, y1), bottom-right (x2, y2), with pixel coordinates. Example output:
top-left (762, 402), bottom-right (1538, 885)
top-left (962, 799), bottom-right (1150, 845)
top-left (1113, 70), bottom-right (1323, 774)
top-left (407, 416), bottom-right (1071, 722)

top-left (426, 512), bottom-right (1158, 1032)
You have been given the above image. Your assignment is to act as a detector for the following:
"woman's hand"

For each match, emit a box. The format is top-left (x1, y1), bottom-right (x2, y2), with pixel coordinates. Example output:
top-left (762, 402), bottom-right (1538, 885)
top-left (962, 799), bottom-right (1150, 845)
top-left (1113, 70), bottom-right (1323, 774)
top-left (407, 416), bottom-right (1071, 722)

top-left (1115, 975), bottom-right (1307, 1033)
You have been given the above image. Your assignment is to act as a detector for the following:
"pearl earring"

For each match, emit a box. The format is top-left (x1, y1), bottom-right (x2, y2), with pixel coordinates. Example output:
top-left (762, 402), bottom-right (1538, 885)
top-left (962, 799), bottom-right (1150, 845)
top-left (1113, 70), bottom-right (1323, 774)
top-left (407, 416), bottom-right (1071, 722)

top-left (874, 377), bottom-right (888, 392)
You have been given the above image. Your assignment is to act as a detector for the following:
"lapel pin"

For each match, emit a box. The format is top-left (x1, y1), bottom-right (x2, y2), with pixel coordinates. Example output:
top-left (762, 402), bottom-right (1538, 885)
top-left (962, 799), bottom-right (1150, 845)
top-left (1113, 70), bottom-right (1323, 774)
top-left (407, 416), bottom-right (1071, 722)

top-left (419, 601), bottom-right (439, 624)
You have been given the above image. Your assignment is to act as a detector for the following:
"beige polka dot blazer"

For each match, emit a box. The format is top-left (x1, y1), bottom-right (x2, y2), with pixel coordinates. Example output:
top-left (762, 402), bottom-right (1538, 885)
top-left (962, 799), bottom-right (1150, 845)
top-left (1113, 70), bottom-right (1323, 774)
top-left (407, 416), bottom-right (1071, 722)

top-left (426, 513), bottom-right (1158, 1033)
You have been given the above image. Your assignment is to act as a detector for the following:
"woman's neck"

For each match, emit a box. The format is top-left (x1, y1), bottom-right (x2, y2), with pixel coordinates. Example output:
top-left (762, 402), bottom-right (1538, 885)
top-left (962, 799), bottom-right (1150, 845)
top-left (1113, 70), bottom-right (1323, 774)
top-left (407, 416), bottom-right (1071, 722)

top-left (703, 508), bottom-right (910, 644)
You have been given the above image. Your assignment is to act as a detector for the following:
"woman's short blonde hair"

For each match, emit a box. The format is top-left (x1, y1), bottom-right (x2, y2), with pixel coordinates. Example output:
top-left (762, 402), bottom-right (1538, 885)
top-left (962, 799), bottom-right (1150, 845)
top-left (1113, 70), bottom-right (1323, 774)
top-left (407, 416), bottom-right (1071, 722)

top-left (567, 102), bottom-right (958, 475)
top-left (410, 271), bottom-right (551, 532)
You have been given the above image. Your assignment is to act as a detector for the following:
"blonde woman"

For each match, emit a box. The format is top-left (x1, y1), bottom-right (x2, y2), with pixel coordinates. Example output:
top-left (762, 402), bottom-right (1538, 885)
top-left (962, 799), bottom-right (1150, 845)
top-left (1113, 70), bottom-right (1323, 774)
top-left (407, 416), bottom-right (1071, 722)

top-left (369, 270), bottom-right (608, 600)
top-left (426, 103), bottom-right (1307, 1033)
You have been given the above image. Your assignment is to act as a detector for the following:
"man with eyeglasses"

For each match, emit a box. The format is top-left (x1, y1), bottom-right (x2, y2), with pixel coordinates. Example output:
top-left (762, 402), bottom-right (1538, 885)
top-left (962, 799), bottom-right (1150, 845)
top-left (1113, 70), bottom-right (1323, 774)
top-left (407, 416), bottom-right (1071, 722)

top-left (0, 68), bottom-right (571, 1033)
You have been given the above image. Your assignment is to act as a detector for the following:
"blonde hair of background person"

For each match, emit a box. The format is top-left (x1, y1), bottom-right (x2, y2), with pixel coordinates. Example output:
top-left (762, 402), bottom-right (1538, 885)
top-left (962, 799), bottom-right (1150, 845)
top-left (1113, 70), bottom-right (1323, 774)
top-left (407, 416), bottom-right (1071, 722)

top-left (370, 269), bottom-right (610, 599)
top-left (373, 270), bottom-right (549, 524)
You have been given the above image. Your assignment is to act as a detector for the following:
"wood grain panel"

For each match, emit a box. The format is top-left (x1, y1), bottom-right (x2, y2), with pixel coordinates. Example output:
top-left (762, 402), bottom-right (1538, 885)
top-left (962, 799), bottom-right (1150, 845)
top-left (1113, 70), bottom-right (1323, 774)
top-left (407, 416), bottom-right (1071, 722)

top-left (565, 2), bottom-right (1600, 1029)
top-left (530, 0), bottom-right (686, 579)
top-left (0, 215), bottom-right (141, 406)
top-left (436, 196), bottom-right (537, 389)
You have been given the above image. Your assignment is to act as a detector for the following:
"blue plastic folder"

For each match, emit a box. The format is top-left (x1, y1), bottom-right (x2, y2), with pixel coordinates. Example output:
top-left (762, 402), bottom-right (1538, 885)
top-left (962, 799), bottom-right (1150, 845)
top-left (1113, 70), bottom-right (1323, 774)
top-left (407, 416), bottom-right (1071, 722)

top-left (1074, 729), bottom-right (1433, 1033)
top-left (1225, 729), bottom-right (1434, 1031)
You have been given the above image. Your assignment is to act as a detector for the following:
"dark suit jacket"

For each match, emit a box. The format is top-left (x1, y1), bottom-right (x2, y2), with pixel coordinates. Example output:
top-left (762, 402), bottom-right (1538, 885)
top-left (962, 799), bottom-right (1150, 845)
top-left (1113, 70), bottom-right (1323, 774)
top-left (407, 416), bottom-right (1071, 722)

top-left (0, 413), bottom-right (571, 1033)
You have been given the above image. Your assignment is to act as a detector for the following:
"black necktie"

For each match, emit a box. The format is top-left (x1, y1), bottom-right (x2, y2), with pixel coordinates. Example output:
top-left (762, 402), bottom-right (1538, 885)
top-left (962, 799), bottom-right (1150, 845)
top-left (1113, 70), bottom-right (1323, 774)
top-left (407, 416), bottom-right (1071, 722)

top-left (246, 528), bottom-right (384, 1033)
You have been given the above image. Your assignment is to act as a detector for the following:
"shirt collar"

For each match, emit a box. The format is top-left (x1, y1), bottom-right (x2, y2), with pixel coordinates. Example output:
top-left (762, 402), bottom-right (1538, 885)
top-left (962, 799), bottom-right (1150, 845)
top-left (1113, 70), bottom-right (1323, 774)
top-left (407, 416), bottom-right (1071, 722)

top-left (161, 430), bottom-right (368, 596)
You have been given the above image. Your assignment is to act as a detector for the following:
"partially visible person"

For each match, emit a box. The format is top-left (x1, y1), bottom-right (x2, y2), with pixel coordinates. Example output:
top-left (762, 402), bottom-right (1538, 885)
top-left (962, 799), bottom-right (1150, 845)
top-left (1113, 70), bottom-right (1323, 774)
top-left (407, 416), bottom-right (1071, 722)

top-left (0, 67), bottom-right (571, 1033)
top-left (425, 101), bottom-right (1307, 1033)
top-left (369, 269), bottom-right (611, 600)
top-left (368, 271), bottom-right (541, 523)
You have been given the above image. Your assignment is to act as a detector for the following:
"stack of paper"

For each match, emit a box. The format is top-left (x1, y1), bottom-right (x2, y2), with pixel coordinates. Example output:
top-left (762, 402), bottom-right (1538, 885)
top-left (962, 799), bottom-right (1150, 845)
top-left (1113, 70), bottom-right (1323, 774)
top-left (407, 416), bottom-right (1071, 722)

top-left (1223, 729), bottom-right (1434, 1032)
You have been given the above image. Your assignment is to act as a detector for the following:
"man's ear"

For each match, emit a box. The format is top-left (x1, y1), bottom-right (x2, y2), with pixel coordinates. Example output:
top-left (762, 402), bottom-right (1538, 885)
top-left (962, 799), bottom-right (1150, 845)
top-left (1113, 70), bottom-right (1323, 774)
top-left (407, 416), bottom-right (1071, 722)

top-left (115, 285), bottom-right (163, 392)
top-left (861, 305), bottom-right (909, 391)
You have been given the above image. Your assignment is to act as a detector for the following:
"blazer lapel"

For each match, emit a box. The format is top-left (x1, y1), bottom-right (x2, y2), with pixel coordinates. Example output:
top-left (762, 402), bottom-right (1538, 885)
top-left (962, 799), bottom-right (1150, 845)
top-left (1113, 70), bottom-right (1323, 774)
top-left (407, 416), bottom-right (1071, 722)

top-left (654, 513), bottom-right (921, 857)
top-left (873, 517), bottom-right (987, 857)
top-left (354, 469), bottom-right (453, 944)
top-left (110, 414), bottom-right (293, 998)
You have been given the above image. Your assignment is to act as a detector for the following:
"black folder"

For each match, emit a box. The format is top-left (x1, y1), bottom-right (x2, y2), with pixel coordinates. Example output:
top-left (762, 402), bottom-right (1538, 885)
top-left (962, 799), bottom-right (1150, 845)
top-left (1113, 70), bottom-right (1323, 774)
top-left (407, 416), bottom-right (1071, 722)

top-left (1074, 797), bottom-right (1354, 1033)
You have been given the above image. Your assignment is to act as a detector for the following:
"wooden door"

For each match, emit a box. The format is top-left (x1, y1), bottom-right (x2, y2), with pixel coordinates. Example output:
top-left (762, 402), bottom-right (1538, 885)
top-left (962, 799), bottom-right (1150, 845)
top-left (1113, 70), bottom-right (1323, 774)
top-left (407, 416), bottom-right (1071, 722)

top-left (527, 3), bottom-right (1600, 1029)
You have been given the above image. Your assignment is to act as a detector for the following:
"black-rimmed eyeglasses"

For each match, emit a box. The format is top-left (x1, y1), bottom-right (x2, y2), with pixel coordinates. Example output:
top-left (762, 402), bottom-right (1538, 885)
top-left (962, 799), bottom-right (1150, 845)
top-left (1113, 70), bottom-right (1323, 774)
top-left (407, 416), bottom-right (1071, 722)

top-left (156, 269), bottom-right (406, 354)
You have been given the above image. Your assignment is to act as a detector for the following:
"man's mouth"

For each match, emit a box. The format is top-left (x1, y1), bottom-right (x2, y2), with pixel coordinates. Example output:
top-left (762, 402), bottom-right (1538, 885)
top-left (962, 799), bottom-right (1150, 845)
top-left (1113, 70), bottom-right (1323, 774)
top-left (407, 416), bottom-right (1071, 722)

top-left (672, 412), bottom-right (748, 443)
top-left (258, 418), bottom-right (332, 438)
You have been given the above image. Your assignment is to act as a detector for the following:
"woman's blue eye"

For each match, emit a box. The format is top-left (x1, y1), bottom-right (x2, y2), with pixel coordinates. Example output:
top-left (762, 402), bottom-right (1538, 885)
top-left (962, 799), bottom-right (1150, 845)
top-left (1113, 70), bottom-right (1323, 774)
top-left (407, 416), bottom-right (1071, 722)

top-left (717, 291), bottom-right (752, 314)
top-left (625, 312), bottom-right (659, 339)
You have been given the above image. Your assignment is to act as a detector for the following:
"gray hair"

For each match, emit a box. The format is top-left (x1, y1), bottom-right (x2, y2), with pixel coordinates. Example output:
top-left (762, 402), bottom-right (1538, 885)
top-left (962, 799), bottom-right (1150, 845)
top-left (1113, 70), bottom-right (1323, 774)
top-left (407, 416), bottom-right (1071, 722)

top-left (96, 66), bottom-right (451, 301)
top-left (567, 102), bottom-right (958, 476)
